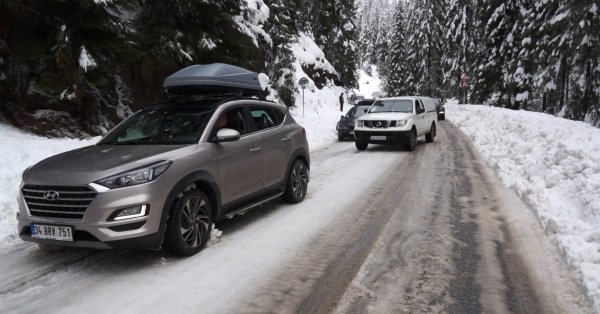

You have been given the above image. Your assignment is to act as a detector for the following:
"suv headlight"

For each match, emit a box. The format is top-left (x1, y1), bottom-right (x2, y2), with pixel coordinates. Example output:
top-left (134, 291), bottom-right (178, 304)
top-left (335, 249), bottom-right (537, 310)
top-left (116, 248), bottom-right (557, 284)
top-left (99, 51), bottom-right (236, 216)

top-left (356, 120), bottom-right (364, 127)
top-left (97, 161), bottom-right (172, 189)
top-left (395, 120), bottom-right (408, 127)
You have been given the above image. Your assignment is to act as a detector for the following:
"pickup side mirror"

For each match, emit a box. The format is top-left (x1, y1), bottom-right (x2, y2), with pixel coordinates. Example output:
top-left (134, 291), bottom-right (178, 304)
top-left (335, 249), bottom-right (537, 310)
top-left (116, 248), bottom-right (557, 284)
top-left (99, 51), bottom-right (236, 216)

top-left (364, 109), bottom-right (368, 113)
top-left (215, 128), bottom-right (241, 143)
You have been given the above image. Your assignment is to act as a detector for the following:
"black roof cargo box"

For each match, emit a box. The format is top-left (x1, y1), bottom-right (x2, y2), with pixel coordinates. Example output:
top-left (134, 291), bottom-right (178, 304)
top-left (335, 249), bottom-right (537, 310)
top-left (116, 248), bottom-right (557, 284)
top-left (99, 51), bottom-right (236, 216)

top-left (163, 63), bottom-right (263, 97)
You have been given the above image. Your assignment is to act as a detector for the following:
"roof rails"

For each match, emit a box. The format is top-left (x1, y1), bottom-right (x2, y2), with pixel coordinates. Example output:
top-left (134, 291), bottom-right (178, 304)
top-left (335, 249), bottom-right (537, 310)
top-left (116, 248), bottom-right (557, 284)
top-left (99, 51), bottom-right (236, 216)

top-left (163, 63), bottom-right (265, 100)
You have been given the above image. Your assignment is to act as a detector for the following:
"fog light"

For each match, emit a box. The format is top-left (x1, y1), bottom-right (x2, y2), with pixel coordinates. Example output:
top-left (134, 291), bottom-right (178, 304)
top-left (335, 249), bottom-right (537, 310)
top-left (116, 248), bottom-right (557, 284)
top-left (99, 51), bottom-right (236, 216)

top-left (113, 205), bottom-right (147, 221)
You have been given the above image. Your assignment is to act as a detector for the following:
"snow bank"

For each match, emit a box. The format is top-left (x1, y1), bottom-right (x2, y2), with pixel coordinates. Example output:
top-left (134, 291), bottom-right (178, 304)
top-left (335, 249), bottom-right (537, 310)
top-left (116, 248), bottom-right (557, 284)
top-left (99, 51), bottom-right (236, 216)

top-left (448, 102), bottom-right (600, 309)
top-left (290, 32), bottom-right (338, 75)
top-left (0, 124), bottom-right (98, 248)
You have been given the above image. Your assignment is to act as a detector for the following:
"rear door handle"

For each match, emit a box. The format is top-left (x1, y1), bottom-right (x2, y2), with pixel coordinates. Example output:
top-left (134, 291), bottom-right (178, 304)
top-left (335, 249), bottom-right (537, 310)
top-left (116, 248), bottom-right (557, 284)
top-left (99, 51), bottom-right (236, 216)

top-left (249, 146), bottom-right (262, 152)
top-left (281, 137), bottom-right (291, 142)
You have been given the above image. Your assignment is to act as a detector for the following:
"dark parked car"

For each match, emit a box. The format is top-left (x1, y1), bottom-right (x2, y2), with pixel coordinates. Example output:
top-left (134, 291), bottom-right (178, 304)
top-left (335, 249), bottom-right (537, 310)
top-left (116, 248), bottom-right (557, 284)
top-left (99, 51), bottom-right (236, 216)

top-left (336, 100), bottom-right (375, 141)
top-left (437, 104), bottom-right (445, 120)
top-left (435, 99), bottom-right (446, 120)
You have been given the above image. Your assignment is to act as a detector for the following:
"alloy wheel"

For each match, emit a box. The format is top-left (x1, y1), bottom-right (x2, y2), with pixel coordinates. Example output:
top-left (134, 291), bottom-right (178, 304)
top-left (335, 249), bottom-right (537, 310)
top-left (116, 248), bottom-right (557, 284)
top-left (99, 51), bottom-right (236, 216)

top-left (291, 162), bottom-right (308, 200)
top-left (180, 196), bottom-right (210, 248)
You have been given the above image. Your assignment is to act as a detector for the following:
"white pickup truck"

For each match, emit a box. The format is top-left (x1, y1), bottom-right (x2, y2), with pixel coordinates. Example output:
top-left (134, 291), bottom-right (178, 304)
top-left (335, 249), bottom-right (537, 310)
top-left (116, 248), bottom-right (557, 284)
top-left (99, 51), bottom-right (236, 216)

top-left (353, 96), bottom-right (437, 151)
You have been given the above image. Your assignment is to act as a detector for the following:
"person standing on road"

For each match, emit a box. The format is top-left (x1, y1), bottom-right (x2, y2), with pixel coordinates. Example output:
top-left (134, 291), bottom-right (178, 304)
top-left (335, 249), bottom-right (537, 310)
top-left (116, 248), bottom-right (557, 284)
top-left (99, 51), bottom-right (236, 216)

top-left (339, 93), bottom-right (344, 112)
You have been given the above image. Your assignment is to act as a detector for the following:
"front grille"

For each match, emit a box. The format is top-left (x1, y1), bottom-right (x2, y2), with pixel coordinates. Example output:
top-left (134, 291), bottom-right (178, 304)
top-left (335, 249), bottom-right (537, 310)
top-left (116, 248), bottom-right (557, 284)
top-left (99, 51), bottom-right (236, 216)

top-left (365, 120), bottom-right (389, 128)
top-left (22, 185), bottom-right (97, 219)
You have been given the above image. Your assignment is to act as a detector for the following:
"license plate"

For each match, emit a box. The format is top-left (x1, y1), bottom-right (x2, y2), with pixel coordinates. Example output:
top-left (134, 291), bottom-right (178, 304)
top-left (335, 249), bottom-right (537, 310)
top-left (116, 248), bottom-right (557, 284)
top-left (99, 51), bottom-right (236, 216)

top-left (31, 224), bottom-right (73, 241)
top-left (370, 135), bottom-right (386, 140)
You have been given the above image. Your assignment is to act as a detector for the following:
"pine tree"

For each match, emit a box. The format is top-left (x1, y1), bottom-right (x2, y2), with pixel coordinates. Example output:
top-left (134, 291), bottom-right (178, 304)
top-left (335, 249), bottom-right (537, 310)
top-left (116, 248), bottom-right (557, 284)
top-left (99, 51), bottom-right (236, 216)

top-left (385, 1), bottom-right (407, 96)
top-left (443, 0), bottom-right (476, 102)
top-left (472, 0), bottom-right (518, 106)
top-left (264, 0), bottom-right (300, 106)
top-left (403, 0), bottom-right (446, 97)
top-left (569, 0), bottom-right (600, 123)
top-left (0, 0), bottom-right (138, 134)
top-left (310, 0), bottom-right (359, 88)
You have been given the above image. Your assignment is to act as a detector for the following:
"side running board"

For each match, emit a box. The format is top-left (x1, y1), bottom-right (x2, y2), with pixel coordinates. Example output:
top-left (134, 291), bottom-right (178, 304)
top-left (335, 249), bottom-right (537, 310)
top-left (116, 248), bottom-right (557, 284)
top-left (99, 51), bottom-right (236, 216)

top-left (224, 191), bottom-right (283, 219)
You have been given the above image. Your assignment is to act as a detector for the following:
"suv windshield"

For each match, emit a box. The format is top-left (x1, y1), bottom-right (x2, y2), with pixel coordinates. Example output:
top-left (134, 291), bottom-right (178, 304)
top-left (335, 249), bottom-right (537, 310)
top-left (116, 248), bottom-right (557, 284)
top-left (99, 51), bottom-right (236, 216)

top-left (100, 106), bottom-right (215, 145)
top-left (369, 99), bottom-right (413, 113)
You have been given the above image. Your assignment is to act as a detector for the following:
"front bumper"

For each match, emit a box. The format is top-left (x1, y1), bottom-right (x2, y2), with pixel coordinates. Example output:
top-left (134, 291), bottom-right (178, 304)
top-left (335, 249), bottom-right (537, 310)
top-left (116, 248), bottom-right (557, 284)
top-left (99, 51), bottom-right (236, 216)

top-left (16, 180), bottom-right (171, 250)
top-left (354, 130), bottom-right (412, 144)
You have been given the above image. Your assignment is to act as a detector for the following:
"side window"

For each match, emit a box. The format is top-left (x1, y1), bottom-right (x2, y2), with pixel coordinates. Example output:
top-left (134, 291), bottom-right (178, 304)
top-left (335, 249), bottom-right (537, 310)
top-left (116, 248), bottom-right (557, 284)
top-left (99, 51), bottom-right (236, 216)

top-left (249, 107), bottom-right (280, 131)
top-left (416, 100), bottom-right (425, 114)
top-left (214, 107), bottom-right (247, 135)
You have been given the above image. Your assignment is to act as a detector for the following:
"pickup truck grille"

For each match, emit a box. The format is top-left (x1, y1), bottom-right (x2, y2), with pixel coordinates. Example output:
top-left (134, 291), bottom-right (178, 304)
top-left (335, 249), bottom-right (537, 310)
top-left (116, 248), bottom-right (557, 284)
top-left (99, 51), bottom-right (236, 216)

top-left (22, 185), bottom-right (97, 219)
top-left (365, 120), bottom-right (389, 128)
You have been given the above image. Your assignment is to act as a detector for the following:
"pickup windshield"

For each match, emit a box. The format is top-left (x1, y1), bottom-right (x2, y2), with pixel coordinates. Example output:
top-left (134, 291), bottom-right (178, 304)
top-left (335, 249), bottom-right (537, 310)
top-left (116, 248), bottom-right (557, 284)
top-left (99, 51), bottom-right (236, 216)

top-left (100, 106), bottom-right (215, 145)
top-left (368, 99), bottom-right (413, 113)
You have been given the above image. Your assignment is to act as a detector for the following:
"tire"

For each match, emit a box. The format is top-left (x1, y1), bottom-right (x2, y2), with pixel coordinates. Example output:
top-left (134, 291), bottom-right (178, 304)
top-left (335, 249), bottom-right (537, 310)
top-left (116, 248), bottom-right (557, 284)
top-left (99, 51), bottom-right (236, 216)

top-left (282, 159), bottom-right (309, 203)
top-left (355, 141), bottom-right (368, 151)
top-left (425, 123), bottom-right (436, 143)
top-left (164, 189), bottom-right (213, 256)
top-left (405, 128), bottom-right (417, 151)
top-left (441, 115), bottom-right (445, 121)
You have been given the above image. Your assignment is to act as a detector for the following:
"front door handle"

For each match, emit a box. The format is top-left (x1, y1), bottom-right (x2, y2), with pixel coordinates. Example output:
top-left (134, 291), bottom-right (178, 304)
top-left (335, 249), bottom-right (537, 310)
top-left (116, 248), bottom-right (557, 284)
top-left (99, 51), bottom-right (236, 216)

top-left (281, 137), bottom-right (291, 142)
top-left (249, 146), bottom-right (262, 152)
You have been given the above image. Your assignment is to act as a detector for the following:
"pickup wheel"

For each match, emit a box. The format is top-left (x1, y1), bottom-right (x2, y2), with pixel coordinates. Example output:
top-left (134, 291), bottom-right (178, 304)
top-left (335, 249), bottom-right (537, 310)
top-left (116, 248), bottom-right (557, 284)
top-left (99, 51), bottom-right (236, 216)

top-left (282, 159), bottom-right (309, 203)
top-left (405, 128), bottom-right (417, 151)
top-left (165, 189), bottom-right (213, 256)
top-left (355, 141), bottom-right (368, 151)
top-left (425, 123), bottom-right (436, 143)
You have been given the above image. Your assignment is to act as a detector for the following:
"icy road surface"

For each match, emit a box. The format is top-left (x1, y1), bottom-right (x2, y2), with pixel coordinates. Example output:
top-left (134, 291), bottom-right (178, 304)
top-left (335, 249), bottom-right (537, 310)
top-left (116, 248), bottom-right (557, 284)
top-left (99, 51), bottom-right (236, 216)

top-left (1, 122), bottom-right (593, 313)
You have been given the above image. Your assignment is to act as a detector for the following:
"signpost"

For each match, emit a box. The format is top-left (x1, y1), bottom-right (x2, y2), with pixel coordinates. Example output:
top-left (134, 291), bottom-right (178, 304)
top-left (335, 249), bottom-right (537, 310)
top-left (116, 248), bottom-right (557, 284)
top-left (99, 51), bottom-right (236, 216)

top-left (460, 73), bottom-right (469, 104)
top-left (298, 77), bottom-right (309, 117)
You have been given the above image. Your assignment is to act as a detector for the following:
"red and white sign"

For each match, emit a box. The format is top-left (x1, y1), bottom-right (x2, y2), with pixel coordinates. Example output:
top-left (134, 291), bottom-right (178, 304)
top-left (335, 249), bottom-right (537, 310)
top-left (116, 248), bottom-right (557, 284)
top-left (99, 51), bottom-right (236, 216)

top-left (460, 74), bottom-right (469, 88)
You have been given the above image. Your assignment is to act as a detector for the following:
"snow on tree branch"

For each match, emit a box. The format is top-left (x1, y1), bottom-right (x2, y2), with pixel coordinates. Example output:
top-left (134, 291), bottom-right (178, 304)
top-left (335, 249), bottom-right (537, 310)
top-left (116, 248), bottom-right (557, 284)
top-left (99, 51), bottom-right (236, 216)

top-left (78, 46), bottom-right (97, 72)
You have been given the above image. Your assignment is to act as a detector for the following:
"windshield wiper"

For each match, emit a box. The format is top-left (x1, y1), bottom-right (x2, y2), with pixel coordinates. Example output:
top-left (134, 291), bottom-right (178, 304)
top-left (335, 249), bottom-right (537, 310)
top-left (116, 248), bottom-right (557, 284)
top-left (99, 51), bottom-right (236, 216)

top-left (103, 136), bottom-right (155, 145)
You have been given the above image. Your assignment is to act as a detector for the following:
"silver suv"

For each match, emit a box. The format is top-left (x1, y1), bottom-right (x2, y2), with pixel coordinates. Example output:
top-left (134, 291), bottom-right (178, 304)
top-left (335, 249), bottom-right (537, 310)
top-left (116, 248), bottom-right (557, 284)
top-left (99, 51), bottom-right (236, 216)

top-left (16, 64), bottom-right (310, 256)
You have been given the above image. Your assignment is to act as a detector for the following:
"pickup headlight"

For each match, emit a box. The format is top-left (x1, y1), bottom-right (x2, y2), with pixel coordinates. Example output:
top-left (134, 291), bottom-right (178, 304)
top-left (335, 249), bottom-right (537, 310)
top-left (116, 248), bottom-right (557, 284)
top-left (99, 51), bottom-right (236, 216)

top-left (97, 161), bottom-right (172, 189)
top-left (395, 120), bottom-right (408, 127)
top-left (356, 120), bottom-right (364, 127)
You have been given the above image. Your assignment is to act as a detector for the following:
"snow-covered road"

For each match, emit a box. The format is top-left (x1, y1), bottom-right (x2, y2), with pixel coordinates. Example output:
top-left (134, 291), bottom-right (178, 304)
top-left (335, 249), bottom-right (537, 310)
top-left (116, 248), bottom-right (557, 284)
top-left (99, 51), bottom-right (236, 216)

top-left (1, 138), bottom-right (406, 313)
top-left (2, 121), bottom-right (593, 313)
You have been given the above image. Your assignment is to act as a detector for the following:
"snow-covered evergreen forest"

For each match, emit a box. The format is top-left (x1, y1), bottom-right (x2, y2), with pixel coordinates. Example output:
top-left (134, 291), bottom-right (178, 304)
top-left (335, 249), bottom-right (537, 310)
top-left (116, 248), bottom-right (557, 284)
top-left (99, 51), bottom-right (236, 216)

top-left (359, 0), bottom-right (599, 126)
top-left (0, 0), bottom-right (359, 136)
top-left (0, 0), bottom-right (598, 137)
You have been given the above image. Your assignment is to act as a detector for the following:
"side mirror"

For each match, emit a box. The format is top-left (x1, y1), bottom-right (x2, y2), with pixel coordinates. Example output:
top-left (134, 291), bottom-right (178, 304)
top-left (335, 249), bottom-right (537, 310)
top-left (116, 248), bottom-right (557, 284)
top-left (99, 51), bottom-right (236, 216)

top-left (215, 128), bottom-right (241, 143)
top-left (363, 109), bottom-right (368, 113)
top-left (340, 115), bottom-right (345, 119)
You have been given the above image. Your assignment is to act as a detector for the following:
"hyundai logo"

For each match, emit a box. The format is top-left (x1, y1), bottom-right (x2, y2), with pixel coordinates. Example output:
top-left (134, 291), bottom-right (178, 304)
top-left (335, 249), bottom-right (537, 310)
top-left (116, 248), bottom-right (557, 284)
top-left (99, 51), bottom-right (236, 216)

top-left (44, 191), bottom-right (60, 201)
